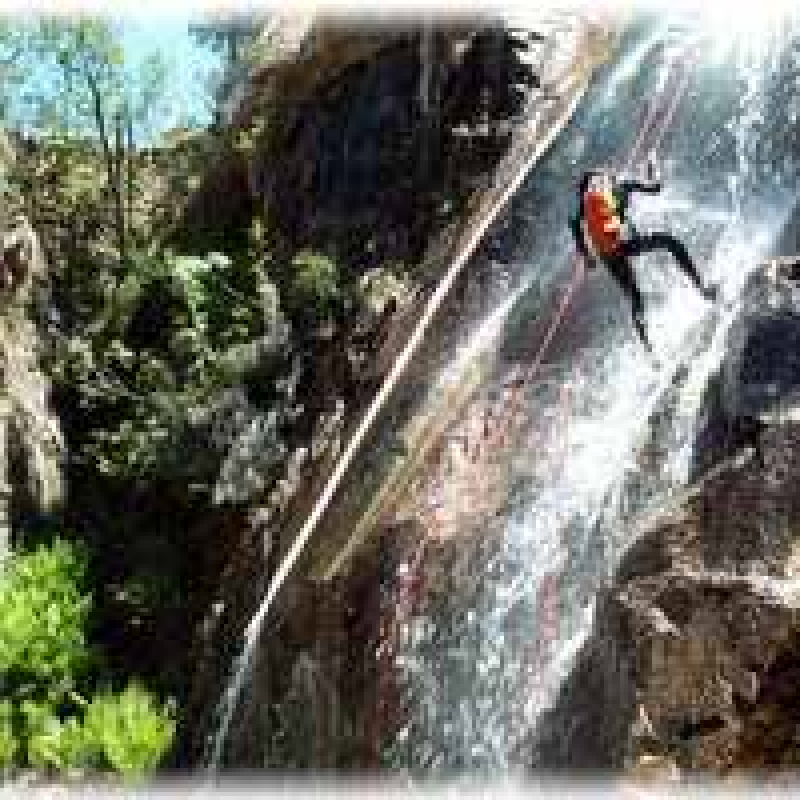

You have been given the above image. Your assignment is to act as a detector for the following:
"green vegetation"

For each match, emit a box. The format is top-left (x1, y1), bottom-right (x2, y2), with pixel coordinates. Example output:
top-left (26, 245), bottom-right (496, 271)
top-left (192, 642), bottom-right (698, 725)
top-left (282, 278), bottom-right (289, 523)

top-left (0, 538), bottom-right (90, 684)
top-left (46, 247), bottom-right (286, 480)
top-left (0, 540), bottom-right (174, 778)
top-left (288, 251), bottom-right (341, 322)
top-left (82, 685), bottom-right (175, 777)
top-left (7, 18), bottom-right (168, 260)
top-left (0, 15), bottom-right (379, 778)
top-left (0, 9), bottom-right (536, 775)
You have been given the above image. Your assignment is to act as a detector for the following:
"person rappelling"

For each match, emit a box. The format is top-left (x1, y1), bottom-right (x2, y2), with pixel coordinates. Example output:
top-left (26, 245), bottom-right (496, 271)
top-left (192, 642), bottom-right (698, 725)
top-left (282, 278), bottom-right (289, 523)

top-left (569, 152), bottom-right (717, 352)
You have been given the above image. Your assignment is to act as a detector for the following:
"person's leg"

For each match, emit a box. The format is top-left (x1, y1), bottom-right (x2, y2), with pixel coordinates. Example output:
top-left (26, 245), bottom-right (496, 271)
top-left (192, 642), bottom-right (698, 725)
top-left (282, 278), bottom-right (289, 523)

top-left (623, 232), bottom-right (716, 298)
top-left (605, 255), bottom-right (652, 351)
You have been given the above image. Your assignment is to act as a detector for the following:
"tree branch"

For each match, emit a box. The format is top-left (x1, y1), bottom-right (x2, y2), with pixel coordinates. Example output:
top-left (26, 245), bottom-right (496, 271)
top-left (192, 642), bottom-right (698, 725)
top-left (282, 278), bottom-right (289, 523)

top-left (85, 65), bottom-right (125, 261)
top-left (85, 66), bottom-right (113, 181)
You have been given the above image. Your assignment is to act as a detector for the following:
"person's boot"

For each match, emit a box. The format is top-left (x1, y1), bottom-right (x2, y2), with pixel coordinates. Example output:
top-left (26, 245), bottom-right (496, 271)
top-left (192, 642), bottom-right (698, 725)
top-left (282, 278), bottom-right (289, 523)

top-left (635, 318), bottom-right (659, 367)
top-left (634, 316), bottom-right (650, 350)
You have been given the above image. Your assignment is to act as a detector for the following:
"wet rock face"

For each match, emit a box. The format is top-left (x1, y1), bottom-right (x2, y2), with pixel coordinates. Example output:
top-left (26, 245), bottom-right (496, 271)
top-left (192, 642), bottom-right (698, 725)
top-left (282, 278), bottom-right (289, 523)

top-left (211, 561), bottom-right (385, 770)
top-left (691, 266), bottom-right (799, 482)
top-left (619, 571), bottom-right (798, 772)
top-left (178, 20), bottom-right (553, 769)
top-left (615, 270), bottom-right (800, 775)
top-left (532, 458), bottom-right (800, 774)
top-left (532, 267), bottom-right (800, 776)
top-left (185, 22), bottom-right (541, 272)
top-left (266, 25), bottom-right (536, 269)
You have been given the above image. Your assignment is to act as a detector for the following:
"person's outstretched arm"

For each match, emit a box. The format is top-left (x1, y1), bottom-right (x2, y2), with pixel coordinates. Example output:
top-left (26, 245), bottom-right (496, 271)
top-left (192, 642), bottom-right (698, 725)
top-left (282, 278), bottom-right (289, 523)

top-left (619, 176), bottom-right (662, 195)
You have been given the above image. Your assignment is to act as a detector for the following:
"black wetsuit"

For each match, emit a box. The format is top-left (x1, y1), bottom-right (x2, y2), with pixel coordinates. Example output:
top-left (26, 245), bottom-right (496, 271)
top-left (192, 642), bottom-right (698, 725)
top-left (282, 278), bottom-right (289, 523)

top-left (569, 173), bottom-right (711, 350)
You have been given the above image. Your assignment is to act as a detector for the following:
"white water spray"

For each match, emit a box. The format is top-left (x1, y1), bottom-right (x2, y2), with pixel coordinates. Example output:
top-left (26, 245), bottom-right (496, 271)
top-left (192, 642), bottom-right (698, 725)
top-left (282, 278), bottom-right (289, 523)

top-left (385, 22), bottom-right (800, 772)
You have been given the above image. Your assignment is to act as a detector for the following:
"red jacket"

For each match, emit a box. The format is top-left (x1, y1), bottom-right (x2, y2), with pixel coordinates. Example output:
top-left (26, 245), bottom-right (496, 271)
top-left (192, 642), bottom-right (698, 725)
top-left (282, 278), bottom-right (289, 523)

top-left (584, 189), bottom-right (623, 256)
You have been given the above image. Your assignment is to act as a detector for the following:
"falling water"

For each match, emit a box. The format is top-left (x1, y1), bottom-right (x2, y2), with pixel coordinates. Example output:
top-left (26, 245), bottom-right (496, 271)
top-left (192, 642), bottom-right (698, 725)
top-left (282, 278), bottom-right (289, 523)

top-left (205, 10), bottom-right (800, 775)
top-left (384, 14), bottom-right (800, 773)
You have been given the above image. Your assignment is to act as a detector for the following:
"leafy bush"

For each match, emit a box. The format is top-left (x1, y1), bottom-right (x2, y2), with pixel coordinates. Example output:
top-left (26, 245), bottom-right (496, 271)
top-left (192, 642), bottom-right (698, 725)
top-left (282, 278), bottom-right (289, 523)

top-left (288, 251), bottom-right (340, 322)
top-left (0, 538), bottom-right (91, 686)
top-left (22, 687), bottom-right (175, 777)
top-left (47, 247), bottom-right (288, 482)
top-left (83, 684), bottom-right (175, 777)
top-left (0, 540), bottom-right (175, 778)
top-left (24, 701), bottom-right (95, 772)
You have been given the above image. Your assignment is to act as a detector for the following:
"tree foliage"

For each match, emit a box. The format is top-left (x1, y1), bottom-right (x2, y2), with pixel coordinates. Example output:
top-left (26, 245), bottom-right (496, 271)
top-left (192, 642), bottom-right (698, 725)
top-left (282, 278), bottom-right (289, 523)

top-left (188, 15), bottom-right (267, 124)
top-left (47, 248), bottom-right (287, 481)
top-left (82, 684), bottom-right (176, 777)
top-left (188, 16), bottom-right (264, 66)
top-left (0, 12), bottom-right (424, 776)
top-left (288, 250), bottom-right (341, 323)
top-left (6, 17), bottom-right (168, 261)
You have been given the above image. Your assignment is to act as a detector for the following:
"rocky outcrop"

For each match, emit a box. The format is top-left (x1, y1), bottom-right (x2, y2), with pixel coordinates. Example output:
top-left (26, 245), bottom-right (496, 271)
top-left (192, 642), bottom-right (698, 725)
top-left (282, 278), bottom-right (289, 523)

top-left (178, 16), bottom-right (551, 270)
top-left (531, 435), bottom-right (800, 775)
top-left (0, 217), bottom-right (64, 550)
top-left (531, 261), bottom-right (800, 779)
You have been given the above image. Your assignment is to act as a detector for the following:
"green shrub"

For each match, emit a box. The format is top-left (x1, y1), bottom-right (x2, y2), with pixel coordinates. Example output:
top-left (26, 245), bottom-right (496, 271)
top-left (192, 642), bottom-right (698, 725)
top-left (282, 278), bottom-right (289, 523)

top-left (47, 246), bottom-right (287, 483)
top-left (289, 251), bottom-right (340, 321)
top-left (0, 538), bottom-right (91, 685)
top-left (19, 686), bottom-right (175, 778)
top-left (0, 541), bottom-right (176, 779)
top-left (83, 683), bottom-right (175, 777)
top-left (23, 701), bottom-right (96, 772)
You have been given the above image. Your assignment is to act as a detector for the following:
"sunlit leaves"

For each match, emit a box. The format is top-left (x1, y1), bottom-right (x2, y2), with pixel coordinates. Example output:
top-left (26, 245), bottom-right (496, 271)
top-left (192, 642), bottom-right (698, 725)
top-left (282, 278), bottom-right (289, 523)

top-left (5, 16), bottom-right (168, 160)
top-left (0, 538), bottom-right (91, 685)
top-left (47, 246), bottom-right (287, 482)
top-left (0, 700), bottom-right (16, 768)
top-left (83, 684), bottom-right (175, 778)
top-left (289, 251), bottom-right (340, 321)
top-left (0, 541), bottom-right (175, 777)
top-left (25, 702), bottom-right (95, 772)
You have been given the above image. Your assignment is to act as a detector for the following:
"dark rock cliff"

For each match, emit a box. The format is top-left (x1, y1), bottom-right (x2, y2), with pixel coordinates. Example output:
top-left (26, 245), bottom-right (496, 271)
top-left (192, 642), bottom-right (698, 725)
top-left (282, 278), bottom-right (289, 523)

top-left (175, 18), bottom-right (542, 272)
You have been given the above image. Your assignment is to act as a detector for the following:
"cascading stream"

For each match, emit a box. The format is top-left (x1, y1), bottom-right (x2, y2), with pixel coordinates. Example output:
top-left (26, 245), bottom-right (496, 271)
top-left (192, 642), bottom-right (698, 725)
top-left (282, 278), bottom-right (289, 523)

top-left (207, 10), bottom-right (800, 775)
top-left (384, 13), bottom-right (800, 773)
